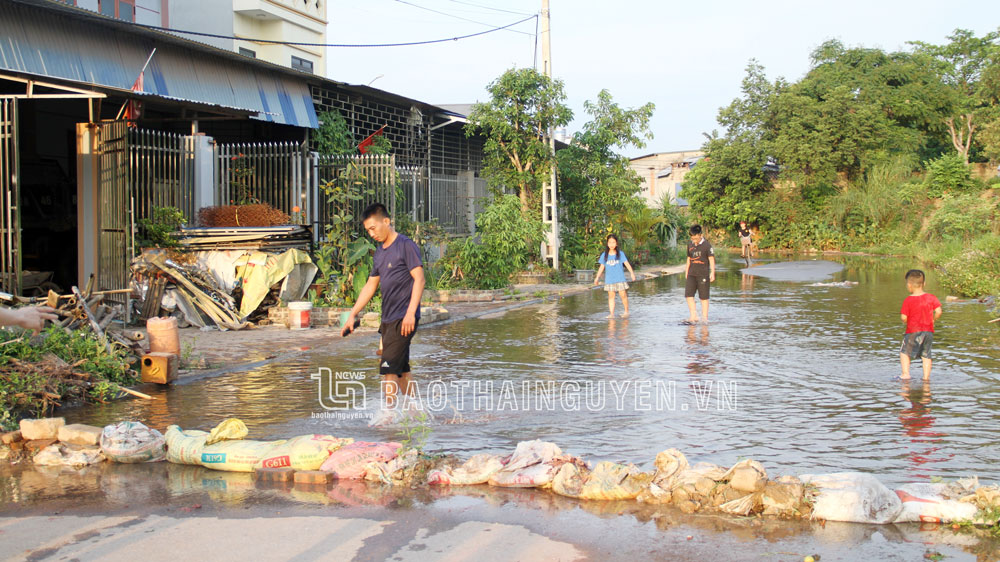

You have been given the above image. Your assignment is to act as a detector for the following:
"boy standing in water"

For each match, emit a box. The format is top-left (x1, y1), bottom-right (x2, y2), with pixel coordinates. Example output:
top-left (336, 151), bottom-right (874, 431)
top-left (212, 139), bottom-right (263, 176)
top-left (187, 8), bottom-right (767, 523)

top-left (899, 269), bottom-right (942, 381)
top-left (685, 224), bottom-right (715, 323)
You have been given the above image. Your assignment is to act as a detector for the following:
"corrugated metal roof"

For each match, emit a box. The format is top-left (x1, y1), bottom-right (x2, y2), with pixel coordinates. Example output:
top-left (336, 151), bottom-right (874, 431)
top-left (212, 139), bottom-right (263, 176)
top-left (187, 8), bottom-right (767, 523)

top-left (0, 0), bottom-right (318, 128)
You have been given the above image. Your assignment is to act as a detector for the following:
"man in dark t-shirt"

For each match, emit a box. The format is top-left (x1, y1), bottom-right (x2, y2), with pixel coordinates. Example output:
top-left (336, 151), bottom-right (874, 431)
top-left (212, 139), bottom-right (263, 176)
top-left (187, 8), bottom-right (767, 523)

top-left (685, 224), bottom-right (715, 323)
top-left (343, 203), bottom-right (425, 413)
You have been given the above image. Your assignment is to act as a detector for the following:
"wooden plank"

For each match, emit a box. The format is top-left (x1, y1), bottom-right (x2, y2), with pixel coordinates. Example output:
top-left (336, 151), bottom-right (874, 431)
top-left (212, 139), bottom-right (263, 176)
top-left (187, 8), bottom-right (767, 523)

top-left (72, 286), bottom-right (112, 354)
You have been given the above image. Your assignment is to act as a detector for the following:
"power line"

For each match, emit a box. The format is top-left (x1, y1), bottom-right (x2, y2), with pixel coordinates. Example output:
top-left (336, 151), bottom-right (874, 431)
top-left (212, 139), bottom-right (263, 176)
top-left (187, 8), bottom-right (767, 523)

top-left (393, 0), bottom-right (534, 37)
top-left (115, 15), bottom-right (537, 48)
top-left (444, 0), bottom-right (534, 16)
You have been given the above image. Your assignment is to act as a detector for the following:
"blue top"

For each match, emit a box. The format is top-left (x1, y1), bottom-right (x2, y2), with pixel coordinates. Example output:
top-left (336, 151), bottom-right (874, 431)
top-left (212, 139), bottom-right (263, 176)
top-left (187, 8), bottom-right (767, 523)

top-left (599, 250), bottom-right (629, 284)
top-left (370, 233), bottom-right (423, 322)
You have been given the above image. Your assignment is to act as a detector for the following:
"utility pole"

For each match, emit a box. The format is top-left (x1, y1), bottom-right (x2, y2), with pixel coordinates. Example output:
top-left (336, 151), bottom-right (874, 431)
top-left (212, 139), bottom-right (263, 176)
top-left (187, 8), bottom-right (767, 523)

top-left (539, 0), bottom-right (559, 270)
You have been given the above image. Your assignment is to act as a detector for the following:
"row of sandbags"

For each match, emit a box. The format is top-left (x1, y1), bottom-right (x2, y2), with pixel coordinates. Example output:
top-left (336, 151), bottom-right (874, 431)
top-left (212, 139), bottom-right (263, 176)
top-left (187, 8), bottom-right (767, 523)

top-left (162, 419), bottom-right (405, 479)
top-left (82, 420), bottom-right (1000, 526)
top-left (425, 442), bottom-right (1000, 526)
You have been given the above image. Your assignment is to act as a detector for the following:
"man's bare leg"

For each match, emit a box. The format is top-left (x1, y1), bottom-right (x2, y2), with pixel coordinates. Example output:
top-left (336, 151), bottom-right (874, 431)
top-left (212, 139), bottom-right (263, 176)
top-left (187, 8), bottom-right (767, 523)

top-left (686, 297), bottom-right (698, 322)
top-left (921, 358), bottom-right (932, 380)
top-left (382, 376), bottom-right (400, 409)
top-left (899, 353), bottom-right (912, 380)
top-left (700, 299), bottom-right (710, 323)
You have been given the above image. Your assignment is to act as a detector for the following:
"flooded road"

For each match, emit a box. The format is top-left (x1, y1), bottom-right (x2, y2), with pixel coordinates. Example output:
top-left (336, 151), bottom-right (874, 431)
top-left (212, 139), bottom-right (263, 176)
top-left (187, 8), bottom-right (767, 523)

top-left (52, 255), bottom-right (1000, 486)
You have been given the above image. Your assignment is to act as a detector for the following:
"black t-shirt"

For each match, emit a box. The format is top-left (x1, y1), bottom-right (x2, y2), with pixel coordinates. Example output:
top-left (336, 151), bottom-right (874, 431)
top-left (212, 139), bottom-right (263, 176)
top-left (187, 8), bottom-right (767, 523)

top-left (738, 226), bottom-right (751, 238)
top-left (370, 233), bottom-right (423, 323)
top-left (687, 239), bottom-right (714, 277)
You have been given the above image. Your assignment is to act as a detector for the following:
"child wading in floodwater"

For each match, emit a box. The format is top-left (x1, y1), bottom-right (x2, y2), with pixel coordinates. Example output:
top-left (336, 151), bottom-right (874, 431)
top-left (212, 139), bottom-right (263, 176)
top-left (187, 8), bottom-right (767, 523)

top-left (594, 234), bottom-right (637, 318)
top-left (899, 269), bottom-right (942, 381)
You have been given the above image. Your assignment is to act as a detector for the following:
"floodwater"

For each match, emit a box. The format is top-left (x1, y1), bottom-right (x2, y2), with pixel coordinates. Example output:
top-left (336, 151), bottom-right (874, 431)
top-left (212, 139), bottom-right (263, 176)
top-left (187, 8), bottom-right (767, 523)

top-left (52, 253), bottom-right (1000, 487)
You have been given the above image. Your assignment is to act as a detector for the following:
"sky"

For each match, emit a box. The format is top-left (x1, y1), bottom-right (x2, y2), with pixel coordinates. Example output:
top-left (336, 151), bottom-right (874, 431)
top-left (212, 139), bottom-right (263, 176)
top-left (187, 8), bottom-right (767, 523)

top-left (326, 0), bottom-right (999, 158)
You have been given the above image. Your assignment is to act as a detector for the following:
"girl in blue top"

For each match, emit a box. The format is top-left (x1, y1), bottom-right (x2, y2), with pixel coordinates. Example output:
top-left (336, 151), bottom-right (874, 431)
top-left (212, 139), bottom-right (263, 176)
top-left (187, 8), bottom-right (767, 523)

top-left (593, 234), bottom-right (637, 318)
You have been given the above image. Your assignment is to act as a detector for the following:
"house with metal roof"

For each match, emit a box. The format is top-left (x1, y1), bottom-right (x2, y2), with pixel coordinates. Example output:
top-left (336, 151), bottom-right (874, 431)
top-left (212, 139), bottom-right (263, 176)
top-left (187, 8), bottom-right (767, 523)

top-left (0, 0), bottom-right (493, 299)
top-left (629, 150), bottom-right (704, 208)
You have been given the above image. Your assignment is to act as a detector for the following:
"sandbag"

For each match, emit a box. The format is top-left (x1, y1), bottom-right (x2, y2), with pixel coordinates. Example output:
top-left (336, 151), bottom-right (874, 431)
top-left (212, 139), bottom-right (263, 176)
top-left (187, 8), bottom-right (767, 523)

top-left (579, 462), bottom-right (652, 501)
top-left (100, 421), bottom-right (166, 463)
top-left (165, 419), bottom-right (265, 470)
top-left (428, 454), bottom-right (506, 486)
top-left (800, 472), bottom-right (901, 524)
top-left (893, 483), bottom-right (979, 524)
top-left (552, 463), bottom-right (587, 498)
top-left (320, 442), bottom-right (401, 479)
top-left (502, 440), bottom-right (563, 471)
top-left (257, 435), bottom-right (353, 471)
top-left (488, 440), bottom-right (575, 489)
top-left (553, 462), bottom-right (652, 501)
top-left (489, 461), bottom-right (563, 488)
top-left (165, 426), bottom-right (209, 465)
top-left (34, 443), bottom-right (105, 467)
top-left (206, 418), bottom-right (249, 445)
top-left (200, 438), bottom-right (285, 472)
top-left (364, 449), bottom-right (420, 484)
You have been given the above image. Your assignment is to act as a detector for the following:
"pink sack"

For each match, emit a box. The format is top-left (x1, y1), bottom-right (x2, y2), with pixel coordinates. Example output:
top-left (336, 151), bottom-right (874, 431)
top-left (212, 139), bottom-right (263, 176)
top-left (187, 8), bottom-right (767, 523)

top-left (319, 441), bottom-right (401, 480)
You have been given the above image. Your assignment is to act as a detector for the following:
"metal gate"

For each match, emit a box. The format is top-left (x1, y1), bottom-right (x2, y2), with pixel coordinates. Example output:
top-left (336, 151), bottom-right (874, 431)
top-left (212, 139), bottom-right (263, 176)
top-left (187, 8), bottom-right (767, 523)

top-left (96, 120), bottom-right (130, 313)
top-left (0, 99), bottom-right (19, 295)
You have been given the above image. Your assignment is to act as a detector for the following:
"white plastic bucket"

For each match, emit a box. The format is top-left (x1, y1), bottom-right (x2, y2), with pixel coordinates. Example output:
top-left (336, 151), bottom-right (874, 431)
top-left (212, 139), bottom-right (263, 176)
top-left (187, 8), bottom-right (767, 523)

top-left (287, 301), bottom-right (312, 330)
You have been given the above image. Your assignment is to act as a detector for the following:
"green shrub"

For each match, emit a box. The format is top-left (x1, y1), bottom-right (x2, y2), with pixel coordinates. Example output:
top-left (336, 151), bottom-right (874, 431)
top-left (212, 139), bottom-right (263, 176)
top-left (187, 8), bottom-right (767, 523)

top-left (439, 195), bottom-right (545, 289)
top-left (924, 153), bottom-right (981, 197)
top-left (925, 194), bottom-right (997, 241)
top-left (940, 235), bottom-right (1000, 297)
top-left (137, 206), bottom-right (186, 248)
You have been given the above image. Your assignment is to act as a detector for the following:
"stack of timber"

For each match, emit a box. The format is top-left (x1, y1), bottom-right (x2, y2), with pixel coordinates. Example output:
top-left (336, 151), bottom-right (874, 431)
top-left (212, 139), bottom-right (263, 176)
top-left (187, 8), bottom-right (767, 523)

top-left (176, 226), bottom-right (310, 252)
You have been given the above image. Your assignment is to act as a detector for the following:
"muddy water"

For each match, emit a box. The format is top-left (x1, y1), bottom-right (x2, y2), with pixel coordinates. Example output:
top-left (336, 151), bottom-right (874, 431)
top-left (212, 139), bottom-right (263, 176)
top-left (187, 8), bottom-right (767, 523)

top-left (59, 254), bottom-right (1000, 487)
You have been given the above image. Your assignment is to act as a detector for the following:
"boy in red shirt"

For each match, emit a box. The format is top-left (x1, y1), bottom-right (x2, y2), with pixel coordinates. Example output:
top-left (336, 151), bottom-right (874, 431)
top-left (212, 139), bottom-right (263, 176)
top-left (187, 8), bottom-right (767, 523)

top-left (899, 269), bottom-right (943, 380)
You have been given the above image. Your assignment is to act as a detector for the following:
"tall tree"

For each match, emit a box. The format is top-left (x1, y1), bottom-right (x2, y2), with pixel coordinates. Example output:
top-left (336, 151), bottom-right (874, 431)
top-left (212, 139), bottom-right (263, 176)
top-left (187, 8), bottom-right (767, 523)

top-left (910, 28), bottom-right (1000, 163)
top-left (770, 41), bottom-right (950, 187)
top-left (557, 90), bottom-right (654, 251)
top-left (976, 48), bottom-right (1000, 163)
top-left (466, 68), bottom-right (573, 215)
top-left (683, 61), bottom-right (777, 227)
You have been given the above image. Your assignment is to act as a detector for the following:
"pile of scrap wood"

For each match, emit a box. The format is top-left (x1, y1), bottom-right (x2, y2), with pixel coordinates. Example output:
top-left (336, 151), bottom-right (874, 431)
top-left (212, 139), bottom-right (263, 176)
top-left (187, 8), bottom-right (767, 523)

top-left (132, 253), bottom-right (247, 331)
top-left (176, 225), bottom-right (310, 252)
top-left (45, 280), bottom-right (144, 356)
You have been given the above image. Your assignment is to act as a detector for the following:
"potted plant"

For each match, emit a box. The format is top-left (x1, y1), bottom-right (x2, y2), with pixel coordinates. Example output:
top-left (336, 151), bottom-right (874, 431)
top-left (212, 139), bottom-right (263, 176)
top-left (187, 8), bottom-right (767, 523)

top-left (571, 253), bottom-right (597, 283)
top-left (622, 207), bottom-right (664, 266)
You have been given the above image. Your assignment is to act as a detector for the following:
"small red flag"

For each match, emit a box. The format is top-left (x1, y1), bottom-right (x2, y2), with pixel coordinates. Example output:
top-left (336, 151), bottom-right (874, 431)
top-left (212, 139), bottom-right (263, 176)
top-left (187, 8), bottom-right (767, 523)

top-left (358, 125), bottom-right (385, 154)
top-left (124, 72), bottom-right (143, 123)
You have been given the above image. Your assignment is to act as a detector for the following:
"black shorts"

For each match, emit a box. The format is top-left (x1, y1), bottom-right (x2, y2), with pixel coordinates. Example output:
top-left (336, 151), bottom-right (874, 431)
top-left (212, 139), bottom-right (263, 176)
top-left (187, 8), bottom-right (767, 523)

top-left (685, 274), bottom-right (710, 300)
top-left (900, 331), bottom-right (933, 360)
top-left (378, 318), bottom-right (419, 375)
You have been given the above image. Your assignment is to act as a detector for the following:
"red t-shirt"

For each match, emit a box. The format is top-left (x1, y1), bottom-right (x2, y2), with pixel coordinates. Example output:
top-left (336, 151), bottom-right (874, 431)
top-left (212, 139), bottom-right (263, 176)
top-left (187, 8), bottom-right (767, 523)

top-left (900, 293), bottom-right (941, 333)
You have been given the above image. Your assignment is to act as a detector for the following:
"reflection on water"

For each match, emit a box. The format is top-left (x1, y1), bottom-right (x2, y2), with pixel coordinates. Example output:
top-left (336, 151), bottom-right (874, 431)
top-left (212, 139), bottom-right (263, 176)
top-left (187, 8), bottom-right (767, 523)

top-left (898, 380), bottom-right (952, 479)
top-left (53, 254), bottom-right (1000, 488)
top-left (4, 459), bottom-right (1000, 560)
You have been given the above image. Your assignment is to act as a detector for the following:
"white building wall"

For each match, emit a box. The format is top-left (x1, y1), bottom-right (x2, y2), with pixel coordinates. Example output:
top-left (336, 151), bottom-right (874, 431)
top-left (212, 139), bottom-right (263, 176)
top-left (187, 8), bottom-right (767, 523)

top-left (168, 0), bottom-right (234, 51)
top-left (629, 150), bottom-right (704, 207)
